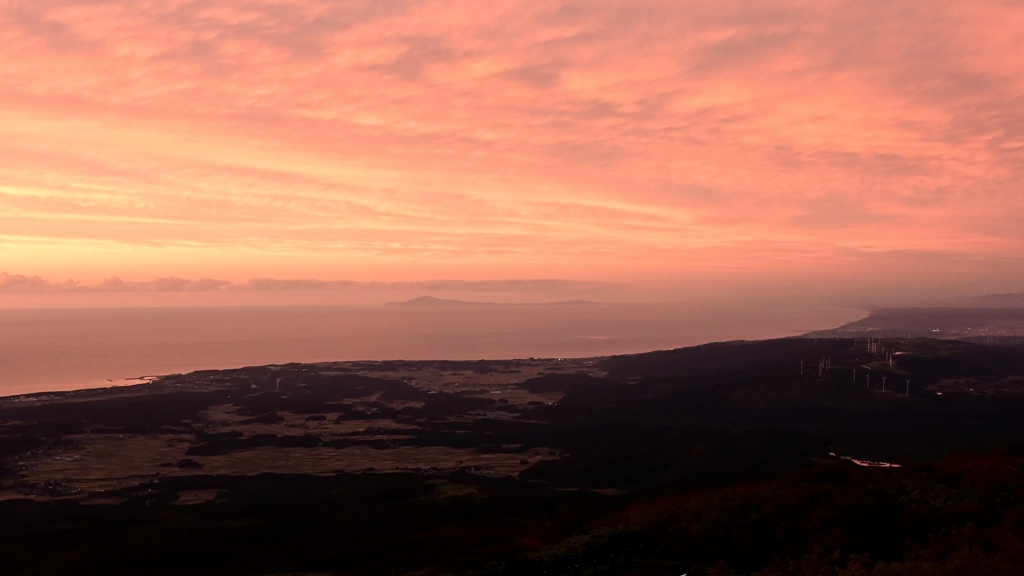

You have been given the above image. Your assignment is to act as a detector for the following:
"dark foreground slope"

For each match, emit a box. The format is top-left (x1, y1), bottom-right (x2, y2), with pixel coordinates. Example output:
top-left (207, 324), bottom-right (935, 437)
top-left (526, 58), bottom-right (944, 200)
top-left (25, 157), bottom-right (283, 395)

top-left (3, 338), bottom-right (1024, 575)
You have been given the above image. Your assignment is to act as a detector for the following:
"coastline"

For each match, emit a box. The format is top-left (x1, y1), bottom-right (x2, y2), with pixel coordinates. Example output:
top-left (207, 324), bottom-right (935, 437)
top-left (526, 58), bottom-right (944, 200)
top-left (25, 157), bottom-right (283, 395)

top-left (5, 322), bottom-right (1024, 575)
top-left (0, 302), bottom-right (866, 398)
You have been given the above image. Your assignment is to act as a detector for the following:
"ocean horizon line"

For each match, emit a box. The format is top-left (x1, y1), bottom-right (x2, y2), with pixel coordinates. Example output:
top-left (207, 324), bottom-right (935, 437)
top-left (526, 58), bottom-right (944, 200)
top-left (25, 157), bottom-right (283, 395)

top-left (0, 302), bottom-right (866, 397)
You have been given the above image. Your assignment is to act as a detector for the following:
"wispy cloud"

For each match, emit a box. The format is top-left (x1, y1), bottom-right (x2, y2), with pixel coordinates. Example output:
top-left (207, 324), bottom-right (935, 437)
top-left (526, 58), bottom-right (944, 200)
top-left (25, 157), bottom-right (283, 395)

top-left (0, 272), bottom-right (78, 292)
top-left (1, 1), bottom-right (1023, 297)
top-left (98, 277), bottom-right (234, 292)
top-left (233, 278), bottom-right (363, 291)
top-left (370, 279), bottom-right (617, 293)
top-left (0, 273), bottom-right (230, 293)
top-left (0, 273), bottom-right (614, 294)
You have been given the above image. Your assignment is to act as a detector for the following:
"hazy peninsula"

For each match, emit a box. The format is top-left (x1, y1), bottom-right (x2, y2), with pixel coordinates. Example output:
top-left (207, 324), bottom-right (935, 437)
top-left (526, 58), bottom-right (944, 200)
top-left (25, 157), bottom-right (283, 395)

top-left (384, 295), bottom-right (603, 307)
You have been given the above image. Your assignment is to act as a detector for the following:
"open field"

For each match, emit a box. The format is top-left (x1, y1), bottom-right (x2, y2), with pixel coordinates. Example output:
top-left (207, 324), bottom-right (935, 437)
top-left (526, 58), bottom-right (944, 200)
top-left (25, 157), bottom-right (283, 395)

top-left (0, 358), bottom-right (590, 502)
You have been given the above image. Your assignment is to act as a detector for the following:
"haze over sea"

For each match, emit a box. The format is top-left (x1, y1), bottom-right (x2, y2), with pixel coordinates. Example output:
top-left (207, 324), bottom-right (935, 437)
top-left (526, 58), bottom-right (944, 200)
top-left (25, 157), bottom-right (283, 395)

top-left (0, 302), bottom-right (864, 397)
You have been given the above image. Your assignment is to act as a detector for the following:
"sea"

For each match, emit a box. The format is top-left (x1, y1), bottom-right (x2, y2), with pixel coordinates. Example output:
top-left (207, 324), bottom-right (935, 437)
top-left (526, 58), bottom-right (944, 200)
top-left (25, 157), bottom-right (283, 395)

top-left (0, 302), bottom-right (865, 397)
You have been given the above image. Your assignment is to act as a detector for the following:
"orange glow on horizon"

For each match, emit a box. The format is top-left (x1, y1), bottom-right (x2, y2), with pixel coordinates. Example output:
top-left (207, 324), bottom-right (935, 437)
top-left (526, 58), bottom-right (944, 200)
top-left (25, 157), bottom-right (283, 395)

top-left (2, 1), bottom-right (1024, 306)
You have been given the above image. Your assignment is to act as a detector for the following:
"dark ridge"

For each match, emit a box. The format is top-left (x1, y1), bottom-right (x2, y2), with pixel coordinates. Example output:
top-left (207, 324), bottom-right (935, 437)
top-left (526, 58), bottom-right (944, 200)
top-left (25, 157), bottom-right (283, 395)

top-left (808, 306), bottom-right (1024, 339)
top-left (597, 337), bottom-right (854, 380)
top-left (7, 333), bottom-right (1024, 575)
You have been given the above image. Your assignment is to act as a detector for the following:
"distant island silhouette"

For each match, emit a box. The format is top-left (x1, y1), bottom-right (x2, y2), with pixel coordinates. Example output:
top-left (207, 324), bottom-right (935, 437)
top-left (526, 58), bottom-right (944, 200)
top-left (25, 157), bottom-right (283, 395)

top-left (384, 295), bottom-right (486, 306)
top-left (384, 295), bottom-right (601, 307)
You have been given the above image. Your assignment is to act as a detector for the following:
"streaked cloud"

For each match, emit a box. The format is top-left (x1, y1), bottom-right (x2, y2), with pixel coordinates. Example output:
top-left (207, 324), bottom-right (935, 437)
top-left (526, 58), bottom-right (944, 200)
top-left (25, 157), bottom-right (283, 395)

top-left (0, 273), bottom-right (230, 293)
top-left (373, 279), bottom-right (617, 293)
top-left (0, 272), bottom-right (613, 295)
top-left (98, 277), bottom-right (234, 292)
top-left (1, 1), bottom-right (1022, 301)
top-left (234, 278), bottom-right (363, 291)
top-left (0, 272), bottom-right (78, 292)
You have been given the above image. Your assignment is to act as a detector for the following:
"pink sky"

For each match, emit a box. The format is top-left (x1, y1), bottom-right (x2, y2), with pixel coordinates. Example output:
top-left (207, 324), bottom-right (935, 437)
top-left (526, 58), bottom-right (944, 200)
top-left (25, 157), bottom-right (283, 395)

top-left (2, 0), bottom-right (1023, 306)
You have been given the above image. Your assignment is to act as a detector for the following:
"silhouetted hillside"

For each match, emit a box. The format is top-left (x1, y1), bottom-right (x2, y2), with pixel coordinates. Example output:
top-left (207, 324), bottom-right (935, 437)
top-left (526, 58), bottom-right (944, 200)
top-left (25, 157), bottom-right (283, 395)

top-left (5, 336), bottom-right (1024, 575)
top-left (384, 295), bottom-right (487, 306)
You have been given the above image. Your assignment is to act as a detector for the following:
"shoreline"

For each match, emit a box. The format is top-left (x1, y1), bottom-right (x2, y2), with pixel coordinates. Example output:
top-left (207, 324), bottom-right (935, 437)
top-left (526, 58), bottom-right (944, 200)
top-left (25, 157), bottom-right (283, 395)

top-left (0, 302), bottom-right (866, 398)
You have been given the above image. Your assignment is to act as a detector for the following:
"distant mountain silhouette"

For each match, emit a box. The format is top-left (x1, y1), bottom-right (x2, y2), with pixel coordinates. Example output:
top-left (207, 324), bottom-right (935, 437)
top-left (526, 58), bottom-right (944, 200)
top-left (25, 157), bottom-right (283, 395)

top-left (384, 295), bottom-right (486, 307)
top-left (384, 296), bottom-right (603, 307)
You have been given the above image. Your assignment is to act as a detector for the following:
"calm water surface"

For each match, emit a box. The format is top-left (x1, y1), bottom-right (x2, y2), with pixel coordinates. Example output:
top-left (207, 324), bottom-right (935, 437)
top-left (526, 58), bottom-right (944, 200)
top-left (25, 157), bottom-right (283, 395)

top-left (0, 303), bottom-right (864, 396)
